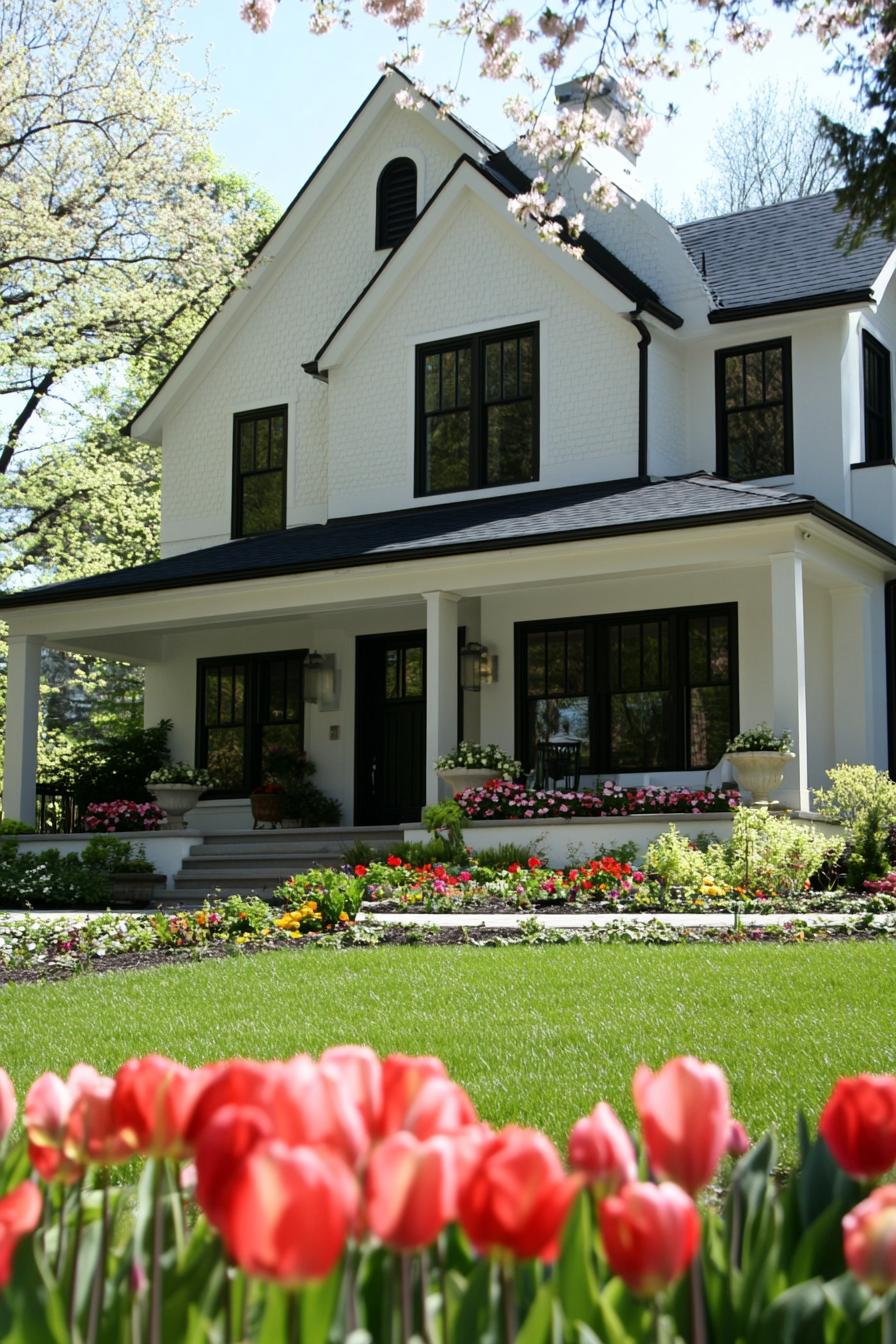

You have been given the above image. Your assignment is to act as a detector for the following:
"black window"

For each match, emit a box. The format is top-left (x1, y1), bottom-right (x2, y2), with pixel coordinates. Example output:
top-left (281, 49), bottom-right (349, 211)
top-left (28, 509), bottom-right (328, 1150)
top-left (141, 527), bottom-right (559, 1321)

top-left (233, 406), bottom-right (287, 539)
top-left (376, 158), bottom-right (417, 250)
top-left (516, 605), bottom-right (737, 774)
top-left (416, 325), bottom-right (538, 496)
top-left (716, 339), bottom-right (793, 481)
top-left (197, 650), bottom-right (304, 794)
top-left (863, 331), bottom-right (893, 463)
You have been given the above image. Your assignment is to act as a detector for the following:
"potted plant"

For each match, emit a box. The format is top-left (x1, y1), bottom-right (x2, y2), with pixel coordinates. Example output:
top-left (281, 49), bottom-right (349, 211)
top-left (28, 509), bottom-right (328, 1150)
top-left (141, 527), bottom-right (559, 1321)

top-left (147, 763), bottom-right (215, 829)
top-left (435, 742), bottom-right (522, 796)
top-left (724, 724), bottom-right (795, 806)
top-left (80, 836), bottom-right (165, 908)
top-left (251, 781), bottom-right (286, 828)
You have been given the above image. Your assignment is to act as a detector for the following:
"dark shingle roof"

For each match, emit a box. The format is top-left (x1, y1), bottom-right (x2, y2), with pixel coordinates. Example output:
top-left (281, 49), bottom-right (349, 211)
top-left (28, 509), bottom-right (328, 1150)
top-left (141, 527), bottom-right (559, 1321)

top-left (0, 475), bottom-right (822, 611)
top-left (677, 193), bottom-right (893, 318)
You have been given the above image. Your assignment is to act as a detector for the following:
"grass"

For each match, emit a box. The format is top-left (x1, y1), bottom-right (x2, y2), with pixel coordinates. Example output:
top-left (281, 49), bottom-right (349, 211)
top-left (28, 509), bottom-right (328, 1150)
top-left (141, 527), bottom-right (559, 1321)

top-left (2, 942), bottom-right (896, 1164)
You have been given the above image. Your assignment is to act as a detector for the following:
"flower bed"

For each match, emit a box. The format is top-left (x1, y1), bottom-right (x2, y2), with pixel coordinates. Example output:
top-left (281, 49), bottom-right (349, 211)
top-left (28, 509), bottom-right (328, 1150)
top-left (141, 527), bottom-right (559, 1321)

top-left (84, 799), bottom-right (166, 832)
top-left (457, 780), bottom-right (740, 820)
top-left (1, 1048), bottom-right (895, 1341)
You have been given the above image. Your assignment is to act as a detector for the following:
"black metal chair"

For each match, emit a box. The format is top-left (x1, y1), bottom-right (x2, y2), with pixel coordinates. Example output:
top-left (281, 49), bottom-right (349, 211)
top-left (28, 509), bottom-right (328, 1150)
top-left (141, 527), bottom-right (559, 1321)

top-left (534, 739), bottom-right (582, 791)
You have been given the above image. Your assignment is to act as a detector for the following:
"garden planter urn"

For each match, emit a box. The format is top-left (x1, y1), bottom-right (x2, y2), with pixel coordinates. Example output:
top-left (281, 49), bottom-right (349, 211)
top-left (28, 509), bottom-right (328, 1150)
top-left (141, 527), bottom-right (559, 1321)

top-left (148, 783), bottom-right (204, 829)
top-left (723, 750), bottom-right (795, 806)
top-left (437, 767), bottom-right (497, 797)
top-left (107, 872), bottom-right (165, 908)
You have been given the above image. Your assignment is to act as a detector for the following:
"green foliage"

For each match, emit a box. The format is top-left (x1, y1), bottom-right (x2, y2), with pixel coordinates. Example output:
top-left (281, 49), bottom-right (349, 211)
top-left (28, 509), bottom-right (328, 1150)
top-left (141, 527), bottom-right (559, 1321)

top-left (472, 841), bottom-right (544, 870)
top-left (80, 836), bottom-right (155, 874)
top-left (643, 825), bottom-right (712, 892)
top-left (846, 801), bottom-right (891, 891)
top-left (813, 764), bottom-right (896, 837)
top-left (0, 840), bottom-right (111, 908)
top-left (274, 869), bottom-right (364, 921)
top-left (422, 798), bottom-right (466, 862)
top-left (0, 820), bottom-right (33, 835)
top-left (726, 721), bottom-right (793, 752)
top-left (285, 781), bottom-right (342, 827)
top-left (50, 718), bottom-right (171, 807)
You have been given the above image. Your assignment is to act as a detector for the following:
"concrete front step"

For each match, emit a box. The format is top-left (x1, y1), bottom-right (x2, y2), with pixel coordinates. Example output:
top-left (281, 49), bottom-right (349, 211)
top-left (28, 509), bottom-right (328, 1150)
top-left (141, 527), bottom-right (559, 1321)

top-left (198, 827), bottom-right (403, 847)
top-left (171, 826), bottom-right (405, 895)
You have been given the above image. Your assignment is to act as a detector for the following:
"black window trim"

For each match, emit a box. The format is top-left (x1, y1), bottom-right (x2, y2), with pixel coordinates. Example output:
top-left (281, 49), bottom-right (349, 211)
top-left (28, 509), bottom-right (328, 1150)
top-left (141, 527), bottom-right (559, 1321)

top-left (196, 647), bottom-right (306, 797)
top-left (231, 404), bottom-right (288, 540)
top-left (513, 602), bottom-right (739, 776)
top-left (414, 321), bottom-right (540, 499)
top-left (862, 329), bottom-right (894, 465)
top-left (375, 157), bottom-right (419, 251)
top-left (715, 337), bottom-right (794, 482)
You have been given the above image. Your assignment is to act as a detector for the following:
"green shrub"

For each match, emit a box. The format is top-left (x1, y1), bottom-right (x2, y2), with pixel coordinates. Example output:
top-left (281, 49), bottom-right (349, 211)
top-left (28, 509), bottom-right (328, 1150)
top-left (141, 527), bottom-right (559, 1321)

top-left (51, 718), bottom-right (172, 807)
top-left (342, 841), bottom-right (382, 867)
top-left (422, 799), bottom-right (466, 862)
top-left (80, 835), bottom-right (155, 874)
top-left (0, 841), bottom-right (111, 908)
top-left (846, 800), bottom-right (891, 890)
top-left (286, 780), bottom-right (342, 826)
top-left (0, 819), bottom-right (34, 835)
top-left (643, 826), bottom-right (711, 892)
top-left (813, 763), bottom-right (896, 835)
top-left (472, 841), bottom-right (544, 870)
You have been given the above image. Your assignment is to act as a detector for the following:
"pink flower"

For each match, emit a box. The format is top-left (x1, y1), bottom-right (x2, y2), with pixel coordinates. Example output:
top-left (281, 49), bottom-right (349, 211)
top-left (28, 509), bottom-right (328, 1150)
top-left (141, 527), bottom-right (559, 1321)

top-left (0, 1069), bottom-right (16, 1145)
top-left (843, 1185), bottom-right (896, 1293)
top-left (633, 1056), bottom-right (731, 1194)
top-left (568, 1102), bottom-right (637, 1197)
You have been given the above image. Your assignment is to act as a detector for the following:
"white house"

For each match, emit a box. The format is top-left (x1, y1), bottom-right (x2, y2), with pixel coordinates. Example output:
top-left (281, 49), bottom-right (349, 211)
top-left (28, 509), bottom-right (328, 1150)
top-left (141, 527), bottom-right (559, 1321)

top-left (3, 70), bottom-right (896, 831)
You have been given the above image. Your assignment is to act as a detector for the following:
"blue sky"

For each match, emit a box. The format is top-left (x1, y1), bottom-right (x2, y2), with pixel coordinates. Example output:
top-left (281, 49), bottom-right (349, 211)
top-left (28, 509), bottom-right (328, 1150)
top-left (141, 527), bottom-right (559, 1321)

top-left (177, 1), bottom-right (858, 218)
top-left (177, 0), bottom-right (859, 219)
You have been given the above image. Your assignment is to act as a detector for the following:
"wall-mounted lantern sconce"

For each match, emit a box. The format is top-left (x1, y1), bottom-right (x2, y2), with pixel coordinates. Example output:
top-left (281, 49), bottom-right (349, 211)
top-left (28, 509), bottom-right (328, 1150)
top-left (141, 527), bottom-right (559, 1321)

top-left (303, 651), bottom-right (338, 708)
top-left (459, 641), bottom-right (498, 693)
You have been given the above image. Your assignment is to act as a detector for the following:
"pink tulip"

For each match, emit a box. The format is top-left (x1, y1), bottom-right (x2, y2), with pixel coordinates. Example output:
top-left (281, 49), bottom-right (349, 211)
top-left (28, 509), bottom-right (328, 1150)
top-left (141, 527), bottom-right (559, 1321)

top-left (568, 1103), bottom-right (638, 1197)
top-left (599, 1181), bottom-right (701, 1296)
top-left (0, 1182), bottom-right (42, 1287)
top-left (0, 1068), bottom-right (16, 1144)
top-left (379, 1054), bottom-right (449, 1136)
top-left (195, 1103), bottom-right (274, 1230)
top-left (633, 1056), bottom-right (731, 1193)
top-left (366, 1131), bottom-right (458, 1250)
top-left (726, 1120), bottom-right (751, 1158)
top-left (319, 1045), bottom-right (383, 1135)
top-left (843, 1184), bottom-right (896, 1293)
top-left (403, 1077), bottom-right (478, 1140)
top-left (25, 1065), bottom-right (123, 1182)
top-left (112, 1054), bottom-right (202, 1160)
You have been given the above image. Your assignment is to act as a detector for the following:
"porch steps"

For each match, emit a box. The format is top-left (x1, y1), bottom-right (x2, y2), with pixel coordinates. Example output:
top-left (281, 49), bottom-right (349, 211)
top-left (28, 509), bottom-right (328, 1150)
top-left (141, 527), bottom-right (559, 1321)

top-left (171, 826), bottom-right (404, 897)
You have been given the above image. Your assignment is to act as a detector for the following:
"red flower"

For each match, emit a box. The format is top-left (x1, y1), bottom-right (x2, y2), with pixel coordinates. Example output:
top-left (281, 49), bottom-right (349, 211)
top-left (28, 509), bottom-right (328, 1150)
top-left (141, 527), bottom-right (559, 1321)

top-left (633, 1056), bottom-right (731, 1194)
top-left (386, 855), bottom-right (402, 868)
top-left (568, 1102), bottom-right (638, 1198)
top-left (112, 1054), bottom-right (202, 1160)
top-left (599, 1182), bottom-right (700, 1296)
top-left (527, 857), bottom-right (541, 869)
top-left (366, 1131), bottom-right (458, 1250)
top-left (0, 1067), bottom-right (15, 1145)
top-left (353, 864), bottom-right (368, 877)
top-left (819, 1075), bottom-right (896, 1180)
top-left (458, 1126), bottom-right (581, 1262)
top-left (0, 1182), bottom-right (42, 1288)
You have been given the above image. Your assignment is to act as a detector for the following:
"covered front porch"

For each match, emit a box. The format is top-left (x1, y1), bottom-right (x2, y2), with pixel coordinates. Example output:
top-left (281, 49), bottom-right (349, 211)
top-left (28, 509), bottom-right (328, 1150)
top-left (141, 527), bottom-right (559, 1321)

top-left (3, 511), bottom-right (891, 831)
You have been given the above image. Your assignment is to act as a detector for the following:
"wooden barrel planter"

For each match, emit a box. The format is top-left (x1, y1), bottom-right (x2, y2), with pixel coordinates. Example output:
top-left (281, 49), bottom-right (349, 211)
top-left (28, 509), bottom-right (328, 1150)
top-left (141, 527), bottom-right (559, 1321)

top-left (251, 793), bottom-right (286, 829)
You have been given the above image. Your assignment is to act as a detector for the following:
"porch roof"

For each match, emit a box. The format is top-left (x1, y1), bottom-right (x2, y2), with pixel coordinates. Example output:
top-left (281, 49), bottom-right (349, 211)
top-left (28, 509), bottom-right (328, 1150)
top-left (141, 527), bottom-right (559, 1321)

top-left (0, 472), bottom-right (884, 612)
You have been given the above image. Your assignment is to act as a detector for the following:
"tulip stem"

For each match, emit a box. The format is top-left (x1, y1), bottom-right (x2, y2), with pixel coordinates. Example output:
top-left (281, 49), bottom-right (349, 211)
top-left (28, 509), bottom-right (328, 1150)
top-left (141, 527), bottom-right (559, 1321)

top-left (399, 1253), bottom-right (413, 1343)
top-left (85, 1182), bottom-right (110, 1344)
top-left (883, 1303), bottom-right (895, 1344)
top-left (499, 1259), bottom-right (517, 1344)
top-left (689, 1256), bottom-right (708, 1344)
top-left (54, 1184), bottom-right (68, 1279)
top-left (419, 1251), bottom-right (432, 1343)
top-left (148, 1160), bottom-right (164, 1344)
top-left (344, 1247), bottom-right (358, 1336)
top-left (287, 1288), bottom-right (302, 1344)
top-left (67, 1177), bottom-right (86, 1334)
top-left (163, 1160), bottom-right (185, 1256)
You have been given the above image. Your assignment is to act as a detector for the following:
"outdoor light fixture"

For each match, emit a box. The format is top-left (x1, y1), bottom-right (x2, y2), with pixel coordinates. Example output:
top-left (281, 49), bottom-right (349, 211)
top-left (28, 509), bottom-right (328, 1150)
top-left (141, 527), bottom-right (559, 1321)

top-left (302, 651), bottom-right (337, 707)
top-left (459, 641), bottom-right (497, 693)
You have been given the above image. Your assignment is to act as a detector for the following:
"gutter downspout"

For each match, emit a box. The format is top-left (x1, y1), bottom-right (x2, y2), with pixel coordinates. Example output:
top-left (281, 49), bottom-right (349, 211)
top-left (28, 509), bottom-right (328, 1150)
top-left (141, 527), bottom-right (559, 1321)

top-left (628, 309), bottom-right (651, 480)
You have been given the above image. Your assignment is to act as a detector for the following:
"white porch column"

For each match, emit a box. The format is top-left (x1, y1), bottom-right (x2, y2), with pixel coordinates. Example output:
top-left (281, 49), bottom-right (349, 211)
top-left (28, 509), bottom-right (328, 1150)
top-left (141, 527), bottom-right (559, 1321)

top-left (770, 553), bottom-right (809, 811)
top-left (423, 591), bottom-right (460, 805)
top-left (831, 585), bottom-right (875, 764)
top-left (3, 634), bottom-right (41, 825)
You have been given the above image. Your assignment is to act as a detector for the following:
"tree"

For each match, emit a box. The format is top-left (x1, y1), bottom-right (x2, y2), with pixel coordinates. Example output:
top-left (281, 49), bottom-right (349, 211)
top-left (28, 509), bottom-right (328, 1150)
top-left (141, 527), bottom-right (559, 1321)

top-left (240, 0), bottom-right (895, 246)
top-left (678, 81), bottom-right (864, 221)
top-left (0, 0), bottom-right (277, 473)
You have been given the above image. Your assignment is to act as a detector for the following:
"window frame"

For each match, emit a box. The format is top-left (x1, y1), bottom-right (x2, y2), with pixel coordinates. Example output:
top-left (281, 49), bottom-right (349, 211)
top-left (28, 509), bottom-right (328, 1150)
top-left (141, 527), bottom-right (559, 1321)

top-left (863, 330), bottom-right (894, 464)
top-left (196, 648), bottom-right (306, 797)
top-left (414, 322), bottom-right (540, 498)
top-left (231, 405), bottom-right (288, 540)
top-left (514, 603), bottom-right (738, 775)
top-left (715, 338), bottom-right (794, 482)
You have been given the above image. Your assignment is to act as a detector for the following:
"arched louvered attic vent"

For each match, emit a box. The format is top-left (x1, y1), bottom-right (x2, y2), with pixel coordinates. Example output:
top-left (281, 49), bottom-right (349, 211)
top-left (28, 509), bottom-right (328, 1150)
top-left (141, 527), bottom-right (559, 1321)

top-left (376, 158), bottom-right (418, 249)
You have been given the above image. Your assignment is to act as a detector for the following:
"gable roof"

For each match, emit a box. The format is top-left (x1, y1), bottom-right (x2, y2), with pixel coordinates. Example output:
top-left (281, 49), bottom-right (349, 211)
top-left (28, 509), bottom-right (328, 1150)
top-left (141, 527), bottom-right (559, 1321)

top-left (2, 473), bottom-right (890, 613)
top-left (677, 193), bottom-right (895, 323)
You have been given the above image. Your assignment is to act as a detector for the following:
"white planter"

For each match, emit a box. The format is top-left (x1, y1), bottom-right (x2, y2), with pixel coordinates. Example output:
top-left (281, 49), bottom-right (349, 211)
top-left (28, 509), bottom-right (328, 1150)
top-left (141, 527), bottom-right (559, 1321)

top-left (149, 783), bottom-right (205, 829)
top-left (723, 751), bottom-right (795, 806)
top-left (437, 767), bottom-right (500, 796)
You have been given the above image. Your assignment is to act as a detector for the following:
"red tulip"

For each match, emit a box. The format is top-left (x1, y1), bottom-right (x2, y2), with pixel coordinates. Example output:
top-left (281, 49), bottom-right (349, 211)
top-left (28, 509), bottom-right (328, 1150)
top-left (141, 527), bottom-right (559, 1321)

top-left (320, 1045), bottom-right (383, 1135)
top-left (403, 1077), bottom-right (478, 1140)
top-left (633, 1057), bottom-right (731, 1193)
top-left (568, 1103), bottom-right (638, 1198)
top-left (219, 1139), bottom-right (357, 1285)
top-left (599, 1181), bottom-right (701, 1296)
top-left (65, 1073), bottom-right (132, 1168)
top-left (380, 1054), bottom-right (449, 1136)
top-left (186, 1059), bottom-right (275, 1141)
top-left (274, 1055), bottom-right (369, 1166)
top-left (726, 1121), bottom-right (751, 1158)
top-left (25, 1066), bottom-right (123, 1182)
top-left (458, 1126), bottom-right (582, 1262)
top-left (112, 1055), bottom-right (201, 1159)
top-left (0, 1182), bottom-right (42, 1287)
top-left (366, 1131), bottom-right (458, 1250)
top-left (843, 1184), bottom-right (896, 1293)
top-left (0, 1068), bottom-right (16, 1144)
top-left (194, 1103), bottom-right (274, 1230)
top-left (819, 1075), bottom-right (896, 1180)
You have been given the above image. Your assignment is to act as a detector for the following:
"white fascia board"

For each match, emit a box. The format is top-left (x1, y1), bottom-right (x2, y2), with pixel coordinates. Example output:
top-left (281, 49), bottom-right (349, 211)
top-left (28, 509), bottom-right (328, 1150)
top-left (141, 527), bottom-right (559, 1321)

top-left (872, 248), bottom-right (896, 305)
top-left (129, 76), bottom-right (489, 445)
top-left (316, 169), bottom-right (635, 372)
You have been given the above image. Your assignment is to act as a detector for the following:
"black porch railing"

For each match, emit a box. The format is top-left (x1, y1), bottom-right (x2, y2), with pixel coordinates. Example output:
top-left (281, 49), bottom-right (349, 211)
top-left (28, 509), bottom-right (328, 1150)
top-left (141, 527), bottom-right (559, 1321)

top-left (34, 783), bottom-right (80, 834)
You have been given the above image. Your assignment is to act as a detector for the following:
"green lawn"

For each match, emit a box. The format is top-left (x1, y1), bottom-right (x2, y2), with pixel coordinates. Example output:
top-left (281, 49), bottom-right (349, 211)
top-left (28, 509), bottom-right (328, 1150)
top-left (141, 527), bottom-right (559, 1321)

top-left (2, 942), bottom-right (895, 1163)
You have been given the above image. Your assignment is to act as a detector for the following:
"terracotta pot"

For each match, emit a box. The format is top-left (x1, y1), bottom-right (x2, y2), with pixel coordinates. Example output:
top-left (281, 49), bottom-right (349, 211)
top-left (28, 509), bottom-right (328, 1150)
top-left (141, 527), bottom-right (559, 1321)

top-left (724, 750), bottom-right (795, 806)
top-left (251, 793), bottom-right (286, 828)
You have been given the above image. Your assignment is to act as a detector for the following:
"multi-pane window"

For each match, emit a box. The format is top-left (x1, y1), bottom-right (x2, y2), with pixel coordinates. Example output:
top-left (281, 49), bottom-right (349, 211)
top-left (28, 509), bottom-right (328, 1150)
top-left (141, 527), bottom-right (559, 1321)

top-left (416, 325), bottom-right (538, 496)
top-left (716, 340), bottom-right (793, 481)
top-left (198, 651), bottom-right (304, 793)
top-left (863, 331), bottom-right (893, 463)
top-left (232, 406), bottom-right (287, 539)
top-left (517, 606), bottom-right (736, 773)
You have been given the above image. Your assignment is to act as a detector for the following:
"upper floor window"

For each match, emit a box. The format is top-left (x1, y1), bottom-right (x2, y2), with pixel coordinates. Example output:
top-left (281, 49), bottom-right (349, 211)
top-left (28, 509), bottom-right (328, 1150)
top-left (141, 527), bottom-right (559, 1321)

top-left (715, 338), bottom-right (793, 481)
top-left (415, 324), bottom-right (538, 496)
top-left (376, 158), bottom-right (417, 250)
top-left (863, 331), bottom-right (893, 463)
top-left (232, 406), bottom-right (287, 539)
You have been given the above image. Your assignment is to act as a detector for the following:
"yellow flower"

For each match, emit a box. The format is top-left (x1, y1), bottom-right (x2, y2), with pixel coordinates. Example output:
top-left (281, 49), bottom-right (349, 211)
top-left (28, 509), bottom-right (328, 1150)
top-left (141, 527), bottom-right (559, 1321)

top-left (289, 931), bottom-right (303, 939)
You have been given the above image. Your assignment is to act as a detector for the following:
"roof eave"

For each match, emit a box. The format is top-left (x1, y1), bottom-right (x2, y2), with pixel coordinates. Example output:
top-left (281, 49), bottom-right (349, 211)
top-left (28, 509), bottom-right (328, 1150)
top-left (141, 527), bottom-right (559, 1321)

top-left (707, 287), bottom-right (875, 324)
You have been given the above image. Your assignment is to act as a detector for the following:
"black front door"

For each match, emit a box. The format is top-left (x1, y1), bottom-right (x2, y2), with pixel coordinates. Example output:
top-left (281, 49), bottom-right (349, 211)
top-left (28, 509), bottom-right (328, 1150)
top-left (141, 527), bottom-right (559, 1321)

top-left (355, 632), bottom-right (426, 824)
